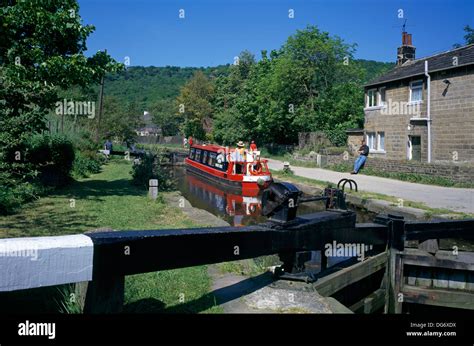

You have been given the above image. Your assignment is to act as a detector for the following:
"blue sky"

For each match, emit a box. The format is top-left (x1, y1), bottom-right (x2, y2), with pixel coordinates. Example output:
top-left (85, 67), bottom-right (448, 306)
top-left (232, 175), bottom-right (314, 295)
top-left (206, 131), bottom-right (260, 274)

top-left (78, 0), bottom-right (474, 67)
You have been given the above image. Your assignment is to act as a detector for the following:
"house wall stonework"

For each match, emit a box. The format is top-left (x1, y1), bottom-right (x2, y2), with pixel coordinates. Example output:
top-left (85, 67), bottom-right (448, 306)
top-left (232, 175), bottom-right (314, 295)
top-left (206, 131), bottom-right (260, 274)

top-left (363, 64), bottom-right (474, 163)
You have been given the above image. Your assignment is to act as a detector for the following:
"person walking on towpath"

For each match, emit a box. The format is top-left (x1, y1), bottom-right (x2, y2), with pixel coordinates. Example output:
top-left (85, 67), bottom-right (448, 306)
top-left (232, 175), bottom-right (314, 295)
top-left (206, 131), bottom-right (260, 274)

top-left (351, 138), bottom-right (369, 174)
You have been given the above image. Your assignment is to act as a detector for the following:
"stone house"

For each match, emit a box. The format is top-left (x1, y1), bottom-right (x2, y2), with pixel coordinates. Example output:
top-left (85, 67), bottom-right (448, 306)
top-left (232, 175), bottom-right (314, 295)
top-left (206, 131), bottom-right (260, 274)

top-left (361, 32), bottom-right (474, 163)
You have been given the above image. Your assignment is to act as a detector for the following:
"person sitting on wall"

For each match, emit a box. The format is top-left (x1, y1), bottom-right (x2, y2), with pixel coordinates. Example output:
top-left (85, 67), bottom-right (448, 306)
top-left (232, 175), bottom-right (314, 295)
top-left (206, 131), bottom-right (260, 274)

top-left (351, 138), bottom-right (369, 174)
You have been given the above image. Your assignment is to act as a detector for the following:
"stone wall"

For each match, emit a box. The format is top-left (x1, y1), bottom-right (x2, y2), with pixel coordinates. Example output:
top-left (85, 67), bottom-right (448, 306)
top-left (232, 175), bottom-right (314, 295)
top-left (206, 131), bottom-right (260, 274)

top-left (292, 153), bottom-right (474, 184)
top-left (365, 158), bottom-right (474, 183)
top-left (298, 132), bottom-right (332, 149)
top-left (347, 134), bottom-right (364, 155)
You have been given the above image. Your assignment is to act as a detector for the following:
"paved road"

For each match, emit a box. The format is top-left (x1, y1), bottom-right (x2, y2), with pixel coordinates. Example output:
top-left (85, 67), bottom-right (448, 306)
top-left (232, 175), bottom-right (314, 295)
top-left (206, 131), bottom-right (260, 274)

top-left (267, 159), bottom-right (474, 214)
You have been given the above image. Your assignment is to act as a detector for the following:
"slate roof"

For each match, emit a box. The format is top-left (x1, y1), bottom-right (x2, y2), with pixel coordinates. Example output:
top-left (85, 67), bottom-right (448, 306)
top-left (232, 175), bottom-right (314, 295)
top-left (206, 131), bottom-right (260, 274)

top-left (365, 44), bottom-right (474, 87)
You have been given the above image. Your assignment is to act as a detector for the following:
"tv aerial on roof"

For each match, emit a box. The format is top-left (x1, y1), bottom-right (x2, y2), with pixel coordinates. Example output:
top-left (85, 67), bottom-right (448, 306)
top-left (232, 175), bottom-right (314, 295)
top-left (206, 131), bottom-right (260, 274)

top-left (393, 19), bottom-right (416, 33)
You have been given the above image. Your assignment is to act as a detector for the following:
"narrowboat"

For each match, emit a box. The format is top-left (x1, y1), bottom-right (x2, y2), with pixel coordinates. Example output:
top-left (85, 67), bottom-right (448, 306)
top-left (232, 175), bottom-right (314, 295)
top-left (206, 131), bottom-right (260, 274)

top-left (185, 143), bottom-right (273, 193)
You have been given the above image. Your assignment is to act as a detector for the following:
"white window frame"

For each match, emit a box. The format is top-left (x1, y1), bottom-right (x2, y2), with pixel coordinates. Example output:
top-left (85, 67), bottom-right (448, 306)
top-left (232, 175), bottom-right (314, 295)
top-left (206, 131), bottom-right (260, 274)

top-left (409, 80), bottom-right (423, 103)
top-left (366, 131), bottom-right (386, 153)
top-left (366, 89), bottom-right (378, 108)
top-left (378, 87), bottom-right (387, 107)
top-left (366, 132), bottom-right (376, 150)
top-left (377, 132), bottom-right (385, 151)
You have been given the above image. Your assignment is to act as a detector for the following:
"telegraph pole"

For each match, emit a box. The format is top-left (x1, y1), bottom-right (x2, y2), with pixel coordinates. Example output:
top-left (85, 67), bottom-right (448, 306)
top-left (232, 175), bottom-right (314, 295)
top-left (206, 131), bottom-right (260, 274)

top-left (95, 49), bottom-right (106, 143)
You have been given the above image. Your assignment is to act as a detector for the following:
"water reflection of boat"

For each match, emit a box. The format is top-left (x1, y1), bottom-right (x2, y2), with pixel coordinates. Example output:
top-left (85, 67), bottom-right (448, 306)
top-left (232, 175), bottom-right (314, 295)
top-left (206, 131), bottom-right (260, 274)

top-left (185, 173), bottom-right (264, 226)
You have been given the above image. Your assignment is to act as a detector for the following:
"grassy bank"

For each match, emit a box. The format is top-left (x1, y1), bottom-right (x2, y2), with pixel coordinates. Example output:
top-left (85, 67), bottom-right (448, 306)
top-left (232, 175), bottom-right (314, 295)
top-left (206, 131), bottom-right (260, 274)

top-left (0, 159), bottom-right (221, 313)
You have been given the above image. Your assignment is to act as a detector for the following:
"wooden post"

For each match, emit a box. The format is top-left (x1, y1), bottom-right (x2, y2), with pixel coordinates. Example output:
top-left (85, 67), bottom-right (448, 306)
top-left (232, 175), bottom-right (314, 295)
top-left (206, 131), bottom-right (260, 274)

top-left (149, 179), bottom-right (159, 200)
top-left (83, 275), bottom-right (125, 314)
top-left (320, 248), bottom-right (328, 272)
top-left (385, 218), bottom-right (405, 314)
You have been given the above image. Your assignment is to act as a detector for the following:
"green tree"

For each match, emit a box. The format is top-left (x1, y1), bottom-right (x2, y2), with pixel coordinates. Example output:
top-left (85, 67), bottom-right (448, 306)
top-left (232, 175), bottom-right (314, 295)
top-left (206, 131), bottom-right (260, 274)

top-left (150, 99), bottom-right (182, 136)
top-left (213, 25), bottom-right (363, 146)
top-left (101, 96), bottom-right (142, 144)
top-left (464, 25), bottom-right (474, 44)
top-left (0, 0), bottom-right (121, 190)
top-left (453, 25), bottom-right (474, 48)
top-left (176, 71), bottom-right (214, 140)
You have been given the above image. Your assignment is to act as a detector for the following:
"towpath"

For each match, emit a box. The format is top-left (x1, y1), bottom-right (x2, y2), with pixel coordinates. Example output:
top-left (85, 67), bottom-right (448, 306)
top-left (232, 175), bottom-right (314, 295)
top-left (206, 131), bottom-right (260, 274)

top-left (266, 159), bottom-right (474, 214)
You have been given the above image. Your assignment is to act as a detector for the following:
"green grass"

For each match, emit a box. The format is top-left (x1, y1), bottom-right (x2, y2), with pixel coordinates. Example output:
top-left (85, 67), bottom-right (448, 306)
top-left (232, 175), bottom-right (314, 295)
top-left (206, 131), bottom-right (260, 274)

top-left (124, 267), bottom-right (222, 313)
top-left (0, 159), bottom-right (197, 238)
top-left (217, 256), bottom-right (281, 277)
top-left (0, 159), bottom-right (223, 314)
top-left (138, 142), bottom-right (187, 151)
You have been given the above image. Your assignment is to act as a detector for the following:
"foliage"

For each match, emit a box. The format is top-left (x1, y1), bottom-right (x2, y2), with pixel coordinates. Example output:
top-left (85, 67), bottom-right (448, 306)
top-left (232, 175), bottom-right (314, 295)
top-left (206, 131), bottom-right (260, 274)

top-left (355, 59), bottom-right (394, 83)
top-left (0, 182), bottom-right (46, 215)
top-left (464, 25), bottom-right (474, 44)
top-left (453, 25), bottom-right (474, 48)
top-left (100, 96), bottom-right (142, 143)
top-left (26, 133), bottom-right (76, 186)
top-left (150, 99), bottom-right (181, 136)
top-left (131, 149), bottom-right (175, 191)
top-left (72, 151), bottom-right (102, 178)
top-left (0, 0), bottom-right (122, 211)
top-left (104, 65), bottom-right (230, 112)
top-left (177, 71), bottom-right (215, 139)
top-left (55, 285), bottom-right (82, 314)
top-left (212, 26), bottom-right (379, 146)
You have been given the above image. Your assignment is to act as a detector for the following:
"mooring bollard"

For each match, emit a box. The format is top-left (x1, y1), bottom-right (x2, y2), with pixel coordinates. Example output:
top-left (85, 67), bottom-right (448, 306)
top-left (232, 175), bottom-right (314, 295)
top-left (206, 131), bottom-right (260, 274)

top-left (149, 179), bottom-right (158, 200)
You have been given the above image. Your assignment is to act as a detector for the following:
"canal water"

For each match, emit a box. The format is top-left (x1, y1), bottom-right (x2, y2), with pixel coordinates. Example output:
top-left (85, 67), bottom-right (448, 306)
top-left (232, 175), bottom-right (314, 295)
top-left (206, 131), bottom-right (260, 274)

top-left (172, 166), bottom-right (375, 227)
top-left (172, 166), bottom-right (379, 272)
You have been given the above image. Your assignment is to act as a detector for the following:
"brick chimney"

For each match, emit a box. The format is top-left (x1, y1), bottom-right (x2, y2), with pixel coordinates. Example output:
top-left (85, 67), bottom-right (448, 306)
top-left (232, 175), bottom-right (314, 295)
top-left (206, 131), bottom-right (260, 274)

top-left (397, 31), bottom-right (416, 66)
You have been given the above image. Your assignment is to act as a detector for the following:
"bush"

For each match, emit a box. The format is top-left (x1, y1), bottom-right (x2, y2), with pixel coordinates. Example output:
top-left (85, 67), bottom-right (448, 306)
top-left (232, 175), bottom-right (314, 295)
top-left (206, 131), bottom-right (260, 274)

top-left (0, 182), bottom-right (46, 215)
top-left (27, 134), bottom-right (75, 186)
top-left (72, 153), bottom-right (102, 178)
top-left (131, 150), bottom-right (175, 191)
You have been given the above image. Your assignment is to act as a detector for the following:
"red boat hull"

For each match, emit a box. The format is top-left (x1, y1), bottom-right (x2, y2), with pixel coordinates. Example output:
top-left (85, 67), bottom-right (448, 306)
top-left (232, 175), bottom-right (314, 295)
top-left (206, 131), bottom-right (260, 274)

top-left (185, 158), bottom-right (272, 193)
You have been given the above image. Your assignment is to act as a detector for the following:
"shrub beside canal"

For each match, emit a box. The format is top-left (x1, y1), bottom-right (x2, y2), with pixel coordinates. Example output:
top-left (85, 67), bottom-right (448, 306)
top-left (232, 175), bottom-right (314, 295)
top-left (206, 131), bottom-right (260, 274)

top-left (131, 148), bottom-right (175, 191)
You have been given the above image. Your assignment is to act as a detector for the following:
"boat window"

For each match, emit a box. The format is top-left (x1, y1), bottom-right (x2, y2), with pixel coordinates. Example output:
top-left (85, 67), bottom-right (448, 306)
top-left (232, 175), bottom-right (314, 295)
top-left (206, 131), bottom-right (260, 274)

top-left (202, 150), bottom-right (208, 164)
top-left (195, 149), bottom-right (202, 162)
top-left (189, 148), bottom-right (195, 160)
top-left (214, 152), bottom-right (227, 171)
top-left (208, 152), bottom-right (217, 166)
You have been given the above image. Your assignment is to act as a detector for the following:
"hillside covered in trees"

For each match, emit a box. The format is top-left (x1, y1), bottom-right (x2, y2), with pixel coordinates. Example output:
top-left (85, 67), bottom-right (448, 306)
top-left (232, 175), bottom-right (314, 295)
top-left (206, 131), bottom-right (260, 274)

top-left (99, 44), bottom-right (393, 145)
top-left (103, 59), bottom-right (393, 114)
